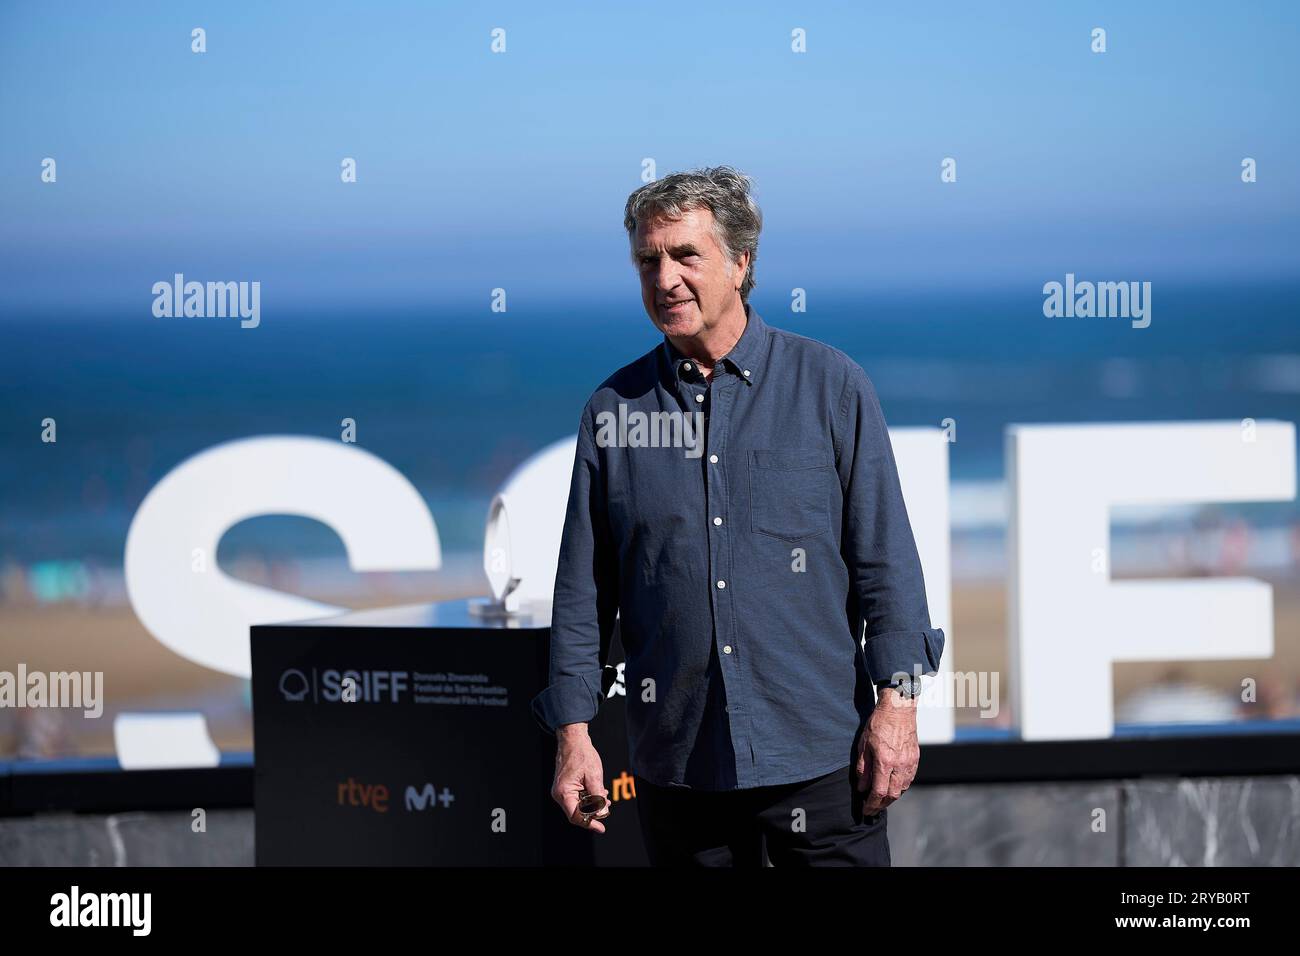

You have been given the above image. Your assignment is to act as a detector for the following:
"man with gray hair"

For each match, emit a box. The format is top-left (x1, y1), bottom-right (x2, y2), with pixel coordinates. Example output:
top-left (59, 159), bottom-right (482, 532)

top-left (531, 166), bottom-right (945, 866)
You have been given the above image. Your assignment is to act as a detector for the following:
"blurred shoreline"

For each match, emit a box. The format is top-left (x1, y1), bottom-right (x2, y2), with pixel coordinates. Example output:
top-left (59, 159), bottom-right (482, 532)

top-left (4, 497), bottom-right (1298, 605)
top-left (3, 540), bottom-right (1299, 760)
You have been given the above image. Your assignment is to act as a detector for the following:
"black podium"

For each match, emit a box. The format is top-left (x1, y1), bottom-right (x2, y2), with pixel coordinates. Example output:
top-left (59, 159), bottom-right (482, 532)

top-left (250, 600), bottom-right (647, 866)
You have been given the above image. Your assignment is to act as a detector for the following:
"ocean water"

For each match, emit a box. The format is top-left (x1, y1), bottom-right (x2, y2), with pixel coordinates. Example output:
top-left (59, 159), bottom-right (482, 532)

top-left (2, 281), bottom-right (1298, 570)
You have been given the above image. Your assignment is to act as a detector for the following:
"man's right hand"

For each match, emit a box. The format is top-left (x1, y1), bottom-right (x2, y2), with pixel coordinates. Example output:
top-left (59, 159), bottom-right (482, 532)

top-left (550, 723), bottom-right (611, 833)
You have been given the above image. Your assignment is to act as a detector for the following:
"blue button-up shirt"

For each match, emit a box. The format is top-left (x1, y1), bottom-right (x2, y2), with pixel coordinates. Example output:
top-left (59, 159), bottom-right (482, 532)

top-left (531, 303), bottom-right (945, 790)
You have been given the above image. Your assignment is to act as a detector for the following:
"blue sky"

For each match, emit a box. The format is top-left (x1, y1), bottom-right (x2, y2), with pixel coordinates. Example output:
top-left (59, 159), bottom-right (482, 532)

top-left (1, 0), bottom-right (1297, 314)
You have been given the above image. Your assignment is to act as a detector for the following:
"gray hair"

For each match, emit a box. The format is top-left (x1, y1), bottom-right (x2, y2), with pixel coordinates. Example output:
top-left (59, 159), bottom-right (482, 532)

top-left (623, 165), bottom-right (762, 304)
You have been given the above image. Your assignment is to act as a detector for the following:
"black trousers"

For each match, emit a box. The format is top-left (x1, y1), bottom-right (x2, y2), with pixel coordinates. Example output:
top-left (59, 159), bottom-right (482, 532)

top-left (635, 763), bottom-right (890, 867)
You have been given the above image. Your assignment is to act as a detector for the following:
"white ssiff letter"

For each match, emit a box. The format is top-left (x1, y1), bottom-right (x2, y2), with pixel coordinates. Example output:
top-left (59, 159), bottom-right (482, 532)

top-left (1008, 421), bottom-right (1296, 739)
top-left (888, 429), bottom-right (954, 743)
top-left (121, 436), bottom-right (441, 766)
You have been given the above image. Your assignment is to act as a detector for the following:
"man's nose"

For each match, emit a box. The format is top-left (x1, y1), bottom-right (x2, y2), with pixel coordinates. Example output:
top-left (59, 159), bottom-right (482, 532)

top-left (652, 259), bottom-right (681, 290)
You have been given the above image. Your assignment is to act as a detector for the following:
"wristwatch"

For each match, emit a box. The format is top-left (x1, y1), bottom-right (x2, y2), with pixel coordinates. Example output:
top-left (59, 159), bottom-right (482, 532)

top-left (875, 674), bottom-right (921, 699)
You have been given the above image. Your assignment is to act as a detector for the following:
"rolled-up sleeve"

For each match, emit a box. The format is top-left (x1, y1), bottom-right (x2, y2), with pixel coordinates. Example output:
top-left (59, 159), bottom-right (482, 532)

top-left (529, 408), bottom-right (621, 735)
top-left (835, 362), bottom-right (945, 684)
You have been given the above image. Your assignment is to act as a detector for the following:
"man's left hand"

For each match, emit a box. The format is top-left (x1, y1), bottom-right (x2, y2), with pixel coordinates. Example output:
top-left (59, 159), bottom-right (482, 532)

top-left (855, 687), bottom-right (919, 815)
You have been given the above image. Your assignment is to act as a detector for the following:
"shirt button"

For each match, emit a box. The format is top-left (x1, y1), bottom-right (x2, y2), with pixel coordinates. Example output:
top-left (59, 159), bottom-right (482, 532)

top-left (713, 516), bottom-right (722, 525)
top-left (694, 393), bottom-right (704, 403)
top-left (683, 362), bottom-right (692, 371)
top-left (724, 705), bottom-right (730, 713)
top-left (723, 645), bottom-right (733, 654)
top-left (709, 454), bottom-right (718, 463)
top-left (743, 369), bottom-right (751, 377)
top-left (716, 580), bottom-right (726, 589)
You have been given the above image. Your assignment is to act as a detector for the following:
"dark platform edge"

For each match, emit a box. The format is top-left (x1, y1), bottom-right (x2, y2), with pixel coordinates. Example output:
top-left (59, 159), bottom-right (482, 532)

top-left (4, 732), bottom-right (1299, 818)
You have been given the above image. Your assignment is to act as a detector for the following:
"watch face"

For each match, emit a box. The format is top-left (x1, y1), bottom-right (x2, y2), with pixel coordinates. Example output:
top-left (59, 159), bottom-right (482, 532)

top-left (891, 678), bottom-right (918, 698)
top-left (878, 679), bottom-right (917, 698)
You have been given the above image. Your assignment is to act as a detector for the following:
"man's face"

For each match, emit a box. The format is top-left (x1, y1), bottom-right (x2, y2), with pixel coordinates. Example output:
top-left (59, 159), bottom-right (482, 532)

top-left (634, 207), bottom-right (747, 340)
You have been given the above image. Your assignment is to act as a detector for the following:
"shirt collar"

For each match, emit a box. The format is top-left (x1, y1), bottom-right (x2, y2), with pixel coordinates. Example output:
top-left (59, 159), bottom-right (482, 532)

top-left (659, 301), bottom-right (767, 386)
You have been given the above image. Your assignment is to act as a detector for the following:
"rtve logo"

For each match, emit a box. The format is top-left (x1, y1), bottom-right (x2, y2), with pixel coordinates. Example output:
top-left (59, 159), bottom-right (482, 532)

top-left (610, 770), bottom-right (636, 803)
top-left (337, 777), bottom-right (391, 813)
top-left (336, 777), bottom-right (457, 813)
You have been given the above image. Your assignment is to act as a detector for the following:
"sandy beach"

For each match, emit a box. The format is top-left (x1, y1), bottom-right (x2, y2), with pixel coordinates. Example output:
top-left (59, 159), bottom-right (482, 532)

top-left (4, 570), bottom-right (1298, 760)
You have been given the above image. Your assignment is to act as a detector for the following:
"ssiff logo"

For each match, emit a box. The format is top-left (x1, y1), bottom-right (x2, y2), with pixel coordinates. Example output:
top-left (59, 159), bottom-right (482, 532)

top-left (279, 669), bottom-right (309, 701)
top-left (278, 668), bottom-right (409, 703)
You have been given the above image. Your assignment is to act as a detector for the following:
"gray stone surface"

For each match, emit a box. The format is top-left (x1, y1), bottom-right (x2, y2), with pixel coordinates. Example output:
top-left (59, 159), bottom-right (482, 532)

top-left (3, 776), bottom-right (1296, 865)
top-left (888, 781), bottom-right (1121, 866)
top-left (1123, 776), bottom-right (1300, 866)
top-left (0, 810), bottom-right (254, 866)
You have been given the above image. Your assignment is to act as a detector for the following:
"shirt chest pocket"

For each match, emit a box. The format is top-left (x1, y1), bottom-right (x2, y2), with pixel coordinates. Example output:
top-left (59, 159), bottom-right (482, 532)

top-left (748, 449), bottom-right (834, 541)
